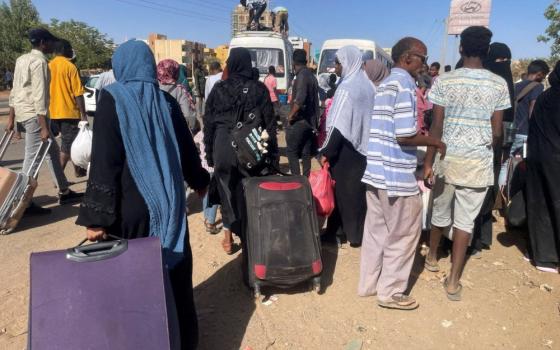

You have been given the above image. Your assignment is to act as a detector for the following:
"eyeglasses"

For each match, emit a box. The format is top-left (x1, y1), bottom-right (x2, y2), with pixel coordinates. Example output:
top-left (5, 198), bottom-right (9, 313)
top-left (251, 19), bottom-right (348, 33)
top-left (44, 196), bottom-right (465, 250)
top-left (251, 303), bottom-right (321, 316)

top-left (409, 52), bottom-right (428, 64)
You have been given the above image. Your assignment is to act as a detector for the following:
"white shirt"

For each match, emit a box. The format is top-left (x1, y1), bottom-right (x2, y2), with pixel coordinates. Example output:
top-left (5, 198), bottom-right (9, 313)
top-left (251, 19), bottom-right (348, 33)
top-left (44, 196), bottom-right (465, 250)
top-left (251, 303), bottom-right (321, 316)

top-left (9, 49), bottom-right (50, 122)
top-left (204, 72), bottom-right (223, 99)
top-left (94, 70), bottom-right (116, 91)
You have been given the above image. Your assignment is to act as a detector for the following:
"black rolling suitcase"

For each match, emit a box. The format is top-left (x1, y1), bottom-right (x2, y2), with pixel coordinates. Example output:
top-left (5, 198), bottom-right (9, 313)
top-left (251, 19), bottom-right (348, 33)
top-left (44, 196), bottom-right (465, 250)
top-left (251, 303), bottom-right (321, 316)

top-left (243, 175), bottom-right (322, 297)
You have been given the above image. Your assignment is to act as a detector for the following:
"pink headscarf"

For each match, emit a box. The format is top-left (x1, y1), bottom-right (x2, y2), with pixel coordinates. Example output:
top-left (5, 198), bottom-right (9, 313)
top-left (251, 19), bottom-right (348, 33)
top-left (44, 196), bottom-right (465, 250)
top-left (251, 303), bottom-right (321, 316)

top-left (157, 59), bottom-right (180, 85)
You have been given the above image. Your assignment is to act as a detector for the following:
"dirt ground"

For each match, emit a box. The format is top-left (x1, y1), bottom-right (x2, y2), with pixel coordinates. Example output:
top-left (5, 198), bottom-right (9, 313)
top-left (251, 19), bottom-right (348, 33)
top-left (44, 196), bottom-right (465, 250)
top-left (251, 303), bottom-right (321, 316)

top-left (0, 119), bottom-right (559, 350)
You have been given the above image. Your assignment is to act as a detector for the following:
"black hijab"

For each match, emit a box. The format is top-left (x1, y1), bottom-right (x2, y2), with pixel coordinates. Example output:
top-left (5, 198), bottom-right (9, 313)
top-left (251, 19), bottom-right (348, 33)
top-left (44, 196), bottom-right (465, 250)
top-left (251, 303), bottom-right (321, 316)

top-left (528, 61), bottom-right (560, 158)
top-left (251, 67), bottom-right (260, 81)
top-left (484, 42), bottom-right (515, 122)
top-left (227, 47), bottom-right (253, 81)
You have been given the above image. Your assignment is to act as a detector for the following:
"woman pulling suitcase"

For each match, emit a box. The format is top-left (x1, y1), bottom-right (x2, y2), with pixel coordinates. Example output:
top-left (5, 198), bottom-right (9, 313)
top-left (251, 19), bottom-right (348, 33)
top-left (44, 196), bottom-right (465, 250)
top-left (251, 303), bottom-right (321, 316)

top-left (77, 40), bottom-right (210, 350)
top-left (203, 47), bottom-right (278, 256)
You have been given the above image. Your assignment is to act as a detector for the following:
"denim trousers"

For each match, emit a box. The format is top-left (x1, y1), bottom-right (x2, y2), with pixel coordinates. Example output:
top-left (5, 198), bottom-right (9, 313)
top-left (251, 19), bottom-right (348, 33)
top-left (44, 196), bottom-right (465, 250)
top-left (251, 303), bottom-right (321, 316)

top-left (21, 116), bottom-right (68, 192)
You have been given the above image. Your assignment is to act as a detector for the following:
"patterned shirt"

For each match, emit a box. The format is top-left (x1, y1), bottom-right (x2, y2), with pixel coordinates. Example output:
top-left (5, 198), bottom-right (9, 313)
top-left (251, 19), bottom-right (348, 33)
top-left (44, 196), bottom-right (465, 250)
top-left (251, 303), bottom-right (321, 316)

top-left (428, 68), bottom-right (511, 188)
top-left (362, 68), bottom-right (419, 197)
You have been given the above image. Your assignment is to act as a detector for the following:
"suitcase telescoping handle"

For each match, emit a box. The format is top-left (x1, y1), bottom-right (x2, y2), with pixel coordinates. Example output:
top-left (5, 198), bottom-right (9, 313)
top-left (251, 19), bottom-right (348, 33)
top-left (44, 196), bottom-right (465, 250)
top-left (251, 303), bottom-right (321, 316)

top-left (66, 235), bottom-right (128, 263)
top-left (26, 139), bottom-right (52, 179)
top-left (0, 130), bottom-right (14, 162)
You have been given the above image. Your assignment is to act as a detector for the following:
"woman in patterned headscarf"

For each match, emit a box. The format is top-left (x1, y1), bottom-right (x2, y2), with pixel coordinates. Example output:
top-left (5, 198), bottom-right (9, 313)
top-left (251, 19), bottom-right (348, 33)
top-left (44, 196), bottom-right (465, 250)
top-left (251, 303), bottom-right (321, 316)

top-left (157, 59), bottom-right (197, 132)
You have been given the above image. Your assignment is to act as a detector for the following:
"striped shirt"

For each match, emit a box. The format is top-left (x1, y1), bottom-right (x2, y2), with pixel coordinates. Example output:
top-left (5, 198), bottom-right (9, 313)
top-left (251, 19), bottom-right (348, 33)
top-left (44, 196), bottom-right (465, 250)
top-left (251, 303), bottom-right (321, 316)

top-left (362, 68), bottom-right (419, 197)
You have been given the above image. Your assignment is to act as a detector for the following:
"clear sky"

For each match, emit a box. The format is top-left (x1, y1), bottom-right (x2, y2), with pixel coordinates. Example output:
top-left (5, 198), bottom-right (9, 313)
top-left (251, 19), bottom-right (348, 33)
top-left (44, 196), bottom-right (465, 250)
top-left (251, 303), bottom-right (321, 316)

top-left (32, 0), bottom-right (553, 63)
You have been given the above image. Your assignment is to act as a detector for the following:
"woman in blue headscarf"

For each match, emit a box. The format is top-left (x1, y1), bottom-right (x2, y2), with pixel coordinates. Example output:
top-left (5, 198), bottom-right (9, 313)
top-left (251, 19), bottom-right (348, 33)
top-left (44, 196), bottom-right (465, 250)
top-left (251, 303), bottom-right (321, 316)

top-left (76, 40), bottom-right (209, 350)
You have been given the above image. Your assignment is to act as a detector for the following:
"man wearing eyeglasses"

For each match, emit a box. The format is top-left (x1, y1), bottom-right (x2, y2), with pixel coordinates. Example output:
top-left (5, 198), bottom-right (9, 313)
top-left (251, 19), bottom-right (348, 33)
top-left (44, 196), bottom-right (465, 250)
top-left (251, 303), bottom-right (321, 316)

top-left (359, 37), bottom-right (445, 311)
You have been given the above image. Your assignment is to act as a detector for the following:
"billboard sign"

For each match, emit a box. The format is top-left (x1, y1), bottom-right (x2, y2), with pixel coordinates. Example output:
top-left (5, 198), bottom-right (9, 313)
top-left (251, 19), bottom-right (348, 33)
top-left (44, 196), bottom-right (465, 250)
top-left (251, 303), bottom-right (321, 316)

top-left (448, 0), bottom-right (492, 35)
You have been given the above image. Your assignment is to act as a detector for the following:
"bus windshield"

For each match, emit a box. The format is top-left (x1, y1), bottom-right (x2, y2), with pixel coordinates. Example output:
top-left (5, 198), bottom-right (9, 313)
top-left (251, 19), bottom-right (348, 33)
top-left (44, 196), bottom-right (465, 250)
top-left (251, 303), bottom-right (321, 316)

top-left (247, 48), bottom-right (285, 77)
top-left (318, 49), bottom-right (375, 75)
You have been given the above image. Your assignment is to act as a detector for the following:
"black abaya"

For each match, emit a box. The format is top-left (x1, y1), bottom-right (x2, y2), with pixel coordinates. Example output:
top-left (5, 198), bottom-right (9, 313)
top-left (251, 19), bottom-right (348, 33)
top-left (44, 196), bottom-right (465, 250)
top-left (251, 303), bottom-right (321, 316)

top-left (473, 43), bottom-right (517, 250)
top-left (322, 128), bottom-right (367, 246)
top-left (77, 90), bottom-right (209, 350)
top-left (526, 64), bottom-right (560, 268)
top-left (203, 74), bottom-right (277, 234)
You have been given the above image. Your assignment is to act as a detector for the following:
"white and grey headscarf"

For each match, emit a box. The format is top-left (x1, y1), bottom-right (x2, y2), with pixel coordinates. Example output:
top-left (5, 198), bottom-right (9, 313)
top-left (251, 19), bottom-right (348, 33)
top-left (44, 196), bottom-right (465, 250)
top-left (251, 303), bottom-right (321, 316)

top-left (322, 45), bottom-right (376, 156)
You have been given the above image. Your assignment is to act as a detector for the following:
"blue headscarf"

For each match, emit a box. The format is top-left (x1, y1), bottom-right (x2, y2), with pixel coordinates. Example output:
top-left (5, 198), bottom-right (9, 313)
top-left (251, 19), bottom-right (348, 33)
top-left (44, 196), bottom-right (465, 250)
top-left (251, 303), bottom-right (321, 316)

top-left (105, 40), bottom-right (186, 267)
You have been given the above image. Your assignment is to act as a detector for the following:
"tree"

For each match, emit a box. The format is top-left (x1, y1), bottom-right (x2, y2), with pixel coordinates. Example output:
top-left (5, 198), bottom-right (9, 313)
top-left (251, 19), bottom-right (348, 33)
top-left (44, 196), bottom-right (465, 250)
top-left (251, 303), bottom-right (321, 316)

top-left (538, 0), bottom-right (560, 59)
top-left (48, 19), bottom-right (114, 70)
top-left (0, 0), bottom-right (41, 70)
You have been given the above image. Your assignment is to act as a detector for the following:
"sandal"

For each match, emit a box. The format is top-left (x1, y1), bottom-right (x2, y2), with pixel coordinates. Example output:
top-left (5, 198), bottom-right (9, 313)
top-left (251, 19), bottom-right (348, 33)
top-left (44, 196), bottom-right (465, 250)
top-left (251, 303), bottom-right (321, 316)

top-left (443, 279), bottom-right (462, 301)
top-left (204, 220), bottom-right (221, 235)
top-left (378, 294), bottom-right (419, 310)
top-left (424, 258), bottom-right (440, 272)
top-left (222, 237), bottom-right (234, 255)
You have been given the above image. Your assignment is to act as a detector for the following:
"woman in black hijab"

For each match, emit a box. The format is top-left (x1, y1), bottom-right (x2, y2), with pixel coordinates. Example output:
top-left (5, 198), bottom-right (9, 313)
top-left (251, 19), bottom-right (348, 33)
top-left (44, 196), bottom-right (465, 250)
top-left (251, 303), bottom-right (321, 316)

top-left (526, 61), bottom-right (560, 273)
top-left (470, 43), bottom-right (515, 256)
top-left (203, 48), bottom-right (277, 255)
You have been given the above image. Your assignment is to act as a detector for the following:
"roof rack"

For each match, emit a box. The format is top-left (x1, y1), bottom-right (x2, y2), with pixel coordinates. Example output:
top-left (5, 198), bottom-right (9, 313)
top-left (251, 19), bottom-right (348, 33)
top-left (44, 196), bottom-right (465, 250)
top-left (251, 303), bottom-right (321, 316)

top-left (234, 31), bottom-right (284, 39)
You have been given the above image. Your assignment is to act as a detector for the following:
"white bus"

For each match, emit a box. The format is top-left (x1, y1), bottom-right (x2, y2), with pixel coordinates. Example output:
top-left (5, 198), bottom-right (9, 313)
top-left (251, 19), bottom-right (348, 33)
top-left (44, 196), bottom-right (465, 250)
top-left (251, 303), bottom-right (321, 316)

top-left (230, 31), bottom-right (294, 93)
top-left (318, 39), bottom-right (393, 79)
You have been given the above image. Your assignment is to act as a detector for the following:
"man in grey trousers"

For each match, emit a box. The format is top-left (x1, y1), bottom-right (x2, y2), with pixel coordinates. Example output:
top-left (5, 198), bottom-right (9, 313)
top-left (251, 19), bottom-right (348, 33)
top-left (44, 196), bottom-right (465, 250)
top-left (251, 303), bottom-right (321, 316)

top-left (7, 28), bottom-right (82, 215)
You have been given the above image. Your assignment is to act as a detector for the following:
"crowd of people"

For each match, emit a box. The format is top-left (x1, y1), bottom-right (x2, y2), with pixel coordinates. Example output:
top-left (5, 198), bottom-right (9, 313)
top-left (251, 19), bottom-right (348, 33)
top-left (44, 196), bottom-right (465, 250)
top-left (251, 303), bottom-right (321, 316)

top-left (4, 23), bottom-right (559, 349)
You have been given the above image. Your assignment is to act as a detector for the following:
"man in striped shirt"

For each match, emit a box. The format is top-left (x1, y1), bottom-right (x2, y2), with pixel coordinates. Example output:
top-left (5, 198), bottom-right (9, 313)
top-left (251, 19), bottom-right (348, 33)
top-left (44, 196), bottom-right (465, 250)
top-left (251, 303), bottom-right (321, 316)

top-left (358, 37), bottom-right (445, 311)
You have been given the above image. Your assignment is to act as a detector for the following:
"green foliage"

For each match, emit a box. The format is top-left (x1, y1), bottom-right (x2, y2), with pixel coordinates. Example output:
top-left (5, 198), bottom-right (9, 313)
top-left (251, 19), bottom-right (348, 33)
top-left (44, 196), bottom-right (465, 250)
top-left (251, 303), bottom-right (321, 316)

top-left (0, 0), bottom-right (41, 70)
top-left (48, 19), bottom-right (114, 69)
top-left (538, 0), bottom-right (560, 59)
top-left (0, 0), bottom-right (113, 70)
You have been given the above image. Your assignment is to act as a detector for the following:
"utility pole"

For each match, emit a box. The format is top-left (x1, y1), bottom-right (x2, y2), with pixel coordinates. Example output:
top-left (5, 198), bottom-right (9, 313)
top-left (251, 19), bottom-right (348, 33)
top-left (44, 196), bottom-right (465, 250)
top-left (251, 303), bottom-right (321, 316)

top-left (440, 17), bottom-right (449, 72)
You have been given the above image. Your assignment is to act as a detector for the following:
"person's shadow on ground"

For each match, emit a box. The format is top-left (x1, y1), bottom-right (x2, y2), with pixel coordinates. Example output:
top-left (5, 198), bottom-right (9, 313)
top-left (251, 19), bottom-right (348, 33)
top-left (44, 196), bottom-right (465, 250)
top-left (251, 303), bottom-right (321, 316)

top-left (194, 256), bottom-right (255, 350)
top-left (194, 241), bottom-right (338, 350)
top-left (497, 226), bottom-right (529, 256)
top-left (11, 195), bottom-right (81, 234)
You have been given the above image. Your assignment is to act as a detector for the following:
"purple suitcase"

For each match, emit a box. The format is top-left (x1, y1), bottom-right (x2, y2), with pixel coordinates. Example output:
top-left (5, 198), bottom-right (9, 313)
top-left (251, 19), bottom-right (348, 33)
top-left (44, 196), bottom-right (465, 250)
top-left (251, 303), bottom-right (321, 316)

top-left (29, 236), bottom-right (180, 350)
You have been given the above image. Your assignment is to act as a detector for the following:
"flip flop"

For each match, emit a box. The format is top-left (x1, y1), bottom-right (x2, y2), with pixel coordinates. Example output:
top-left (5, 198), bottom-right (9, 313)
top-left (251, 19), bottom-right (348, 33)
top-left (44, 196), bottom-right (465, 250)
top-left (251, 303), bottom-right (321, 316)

top-left (378, 295), bottom-right (419, 311)
top-left (424, 259), bottom-right (440, 272)
top-left (443, 279), bottom-right (462, 302)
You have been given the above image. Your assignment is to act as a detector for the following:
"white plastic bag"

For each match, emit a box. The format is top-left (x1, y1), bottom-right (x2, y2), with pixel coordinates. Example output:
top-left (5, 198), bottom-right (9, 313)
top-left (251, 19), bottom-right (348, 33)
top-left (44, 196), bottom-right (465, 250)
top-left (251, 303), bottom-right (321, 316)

top-left (71, 121), bottom-right (93, 170)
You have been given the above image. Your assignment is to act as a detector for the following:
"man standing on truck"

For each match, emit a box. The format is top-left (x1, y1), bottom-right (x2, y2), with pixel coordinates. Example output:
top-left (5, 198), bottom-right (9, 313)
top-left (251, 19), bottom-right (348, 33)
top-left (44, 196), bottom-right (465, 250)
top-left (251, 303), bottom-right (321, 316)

top-left (242, 0), bottom-right (267, 31)
top-left (272, 6), bottom-right (289, 36)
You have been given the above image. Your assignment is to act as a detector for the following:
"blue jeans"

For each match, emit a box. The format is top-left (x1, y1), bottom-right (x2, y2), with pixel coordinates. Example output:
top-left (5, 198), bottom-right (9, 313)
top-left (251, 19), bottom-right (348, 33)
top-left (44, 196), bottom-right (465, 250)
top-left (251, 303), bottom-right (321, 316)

top-left (202, 193), bottom-right (218, 225)
top-left (498, 134), bottom-right (527, 186)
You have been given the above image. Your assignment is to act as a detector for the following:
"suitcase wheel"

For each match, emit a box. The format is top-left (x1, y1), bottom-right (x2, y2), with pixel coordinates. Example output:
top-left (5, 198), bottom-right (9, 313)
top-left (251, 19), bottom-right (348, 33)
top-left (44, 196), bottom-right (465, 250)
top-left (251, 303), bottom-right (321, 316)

top-left (253, 283), bottom-right (261, 299)
top-left (312, 276), bottom-right (321, 294)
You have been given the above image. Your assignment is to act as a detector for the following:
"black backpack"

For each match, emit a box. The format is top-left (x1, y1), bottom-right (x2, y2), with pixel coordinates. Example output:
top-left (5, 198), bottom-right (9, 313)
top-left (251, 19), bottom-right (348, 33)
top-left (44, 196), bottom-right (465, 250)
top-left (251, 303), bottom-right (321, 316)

top-left (230, 82), bottom-right (268, 175)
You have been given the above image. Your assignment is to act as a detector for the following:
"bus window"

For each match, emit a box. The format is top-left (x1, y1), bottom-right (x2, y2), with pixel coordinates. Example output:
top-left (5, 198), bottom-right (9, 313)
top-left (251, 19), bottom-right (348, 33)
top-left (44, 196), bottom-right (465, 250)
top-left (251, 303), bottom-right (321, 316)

top-left (248, 48), bottom-right (285, 77)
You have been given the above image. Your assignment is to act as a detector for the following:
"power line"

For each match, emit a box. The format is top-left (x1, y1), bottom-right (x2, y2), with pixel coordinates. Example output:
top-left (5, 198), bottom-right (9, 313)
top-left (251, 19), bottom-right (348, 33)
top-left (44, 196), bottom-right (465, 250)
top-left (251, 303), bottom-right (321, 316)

top-left (172, 0), bottom-right (232, 11)
top-left (137, 0), bottom-right (228, 21)
top-left (114, 0), bottom-right (228, 23)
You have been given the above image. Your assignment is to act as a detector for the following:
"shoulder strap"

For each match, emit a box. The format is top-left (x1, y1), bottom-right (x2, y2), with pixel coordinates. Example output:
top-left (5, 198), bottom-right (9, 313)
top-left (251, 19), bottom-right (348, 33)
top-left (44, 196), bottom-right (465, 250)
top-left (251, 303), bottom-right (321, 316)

top-left (516, 82), bottom-right (539, 103)
top-left (234, 81), bottom-right (251, 124)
